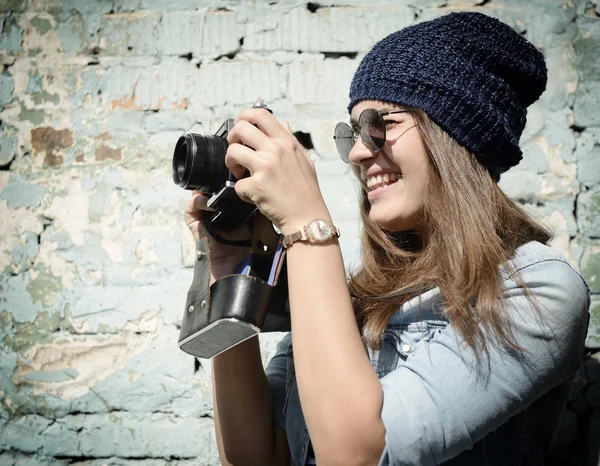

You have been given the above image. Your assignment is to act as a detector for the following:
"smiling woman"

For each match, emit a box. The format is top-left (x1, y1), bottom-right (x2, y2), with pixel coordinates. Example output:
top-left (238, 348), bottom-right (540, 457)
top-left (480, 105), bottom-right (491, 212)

top-left (184, 11), bottom-right (591, 466)
top-left (345, 103), bottom-right (429, 235)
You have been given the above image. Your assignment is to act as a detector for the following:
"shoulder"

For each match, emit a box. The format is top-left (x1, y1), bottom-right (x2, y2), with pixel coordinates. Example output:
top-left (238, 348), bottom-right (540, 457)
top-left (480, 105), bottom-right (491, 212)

top-left (501, 241), bottom-right (590, 322)
top-left (502, 241), bottom-right (588, 288)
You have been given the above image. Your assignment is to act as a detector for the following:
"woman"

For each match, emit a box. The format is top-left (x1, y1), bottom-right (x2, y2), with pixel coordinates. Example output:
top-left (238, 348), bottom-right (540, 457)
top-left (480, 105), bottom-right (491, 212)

top-left (184, 11), bottom-right (590, 466)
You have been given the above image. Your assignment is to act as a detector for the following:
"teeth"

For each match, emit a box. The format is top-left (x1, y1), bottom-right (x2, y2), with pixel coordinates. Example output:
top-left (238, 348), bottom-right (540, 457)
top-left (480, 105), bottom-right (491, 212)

top-left (366, 172), bottom-right (401, 189)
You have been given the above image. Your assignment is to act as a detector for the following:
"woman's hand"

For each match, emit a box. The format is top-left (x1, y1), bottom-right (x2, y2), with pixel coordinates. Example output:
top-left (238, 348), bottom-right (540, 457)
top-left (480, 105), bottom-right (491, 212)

top-left (225, 109), bottom-right (331, 235)
top-left (184, 191), bottom-right (250, 275)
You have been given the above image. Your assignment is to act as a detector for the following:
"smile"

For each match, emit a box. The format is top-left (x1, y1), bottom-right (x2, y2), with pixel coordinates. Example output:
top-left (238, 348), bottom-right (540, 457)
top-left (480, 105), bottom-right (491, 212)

top-left (366, 172), bottom-right (402, 191)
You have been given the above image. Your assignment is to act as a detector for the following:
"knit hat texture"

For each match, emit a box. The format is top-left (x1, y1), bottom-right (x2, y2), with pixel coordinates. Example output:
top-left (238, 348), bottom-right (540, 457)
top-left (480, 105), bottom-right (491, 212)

top-left (348, 12), bottom-right (547, 176)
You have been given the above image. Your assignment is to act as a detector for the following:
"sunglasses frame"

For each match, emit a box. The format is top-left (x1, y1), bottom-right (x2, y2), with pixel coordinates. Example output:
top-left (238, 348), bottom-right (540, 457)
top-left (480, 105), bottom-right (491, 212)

top-left (333, 109), bottom-right (408, 163)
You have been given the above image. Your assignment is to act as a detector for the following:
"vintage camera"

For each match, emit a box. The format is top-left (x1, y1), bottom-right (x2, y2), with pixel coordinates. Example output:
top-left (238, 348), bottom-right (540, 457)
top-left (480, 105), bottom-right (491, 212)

top-left (172, 118), bottom-right (257, 230)
top-left (172, 110), bottom-right (290, 359)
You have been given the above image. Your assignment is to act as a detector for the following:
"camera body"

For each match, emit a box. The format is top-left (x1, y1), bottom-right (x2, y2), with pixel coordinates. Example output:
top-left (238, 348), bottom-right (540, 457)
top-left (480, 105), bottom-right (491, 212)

top-left (173, 112), bottom-right (291, 359)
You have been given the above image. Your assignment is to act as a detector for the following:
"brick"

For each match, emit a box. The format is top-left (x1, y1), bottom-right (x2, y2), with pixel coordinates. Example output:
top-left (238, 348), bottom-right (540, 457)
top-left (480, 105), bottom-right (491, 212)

top-left (245, 5), bottom-right (415, 52)
top-left (98, 9), bottom-right (243, 58)
top-left (200, 9), bottom-right (242, 56)
top-left (144, 110), bottom-right (194, 133)
top-left (193, 59), bottom-right (286, 107)
top-left (519, 139), bottom-right (548, 174)
top-left (581, 242), bottom-right (600, 294)
top-left (140, 0), bottom-right (217, 11)
top-left (1, 415), bottom-right (53, 453)
top-left (587, 297), bottom-right (600, 349)
top-left (100, 12), bottom-right (162, 56)
top-left (98, 59), bottom-right (195, 111)
top-left (576, 128), bottom-right (600, 187)
top-left (574, 18), bottom-right (600, 127)
top-left (55, 12), bottom-right (88, 56)
top-left (34, 413), bottom-right (217, 459)
top-left (577, 188), bottom-right (600, 238)
top-left (498, 170), bottom-right (541, 203)
top-left (288, 57), bottom-right (356, 105)
top-left (160, 10), bottom-right (207, 56)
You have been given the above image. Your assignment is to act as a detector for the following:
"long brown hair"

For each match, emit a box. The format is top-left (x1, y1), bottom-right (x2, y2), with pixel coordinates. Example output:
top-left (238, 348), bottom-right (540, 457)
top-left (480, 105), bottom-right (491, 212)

top-left (349, 107), bottom-right (551, 357)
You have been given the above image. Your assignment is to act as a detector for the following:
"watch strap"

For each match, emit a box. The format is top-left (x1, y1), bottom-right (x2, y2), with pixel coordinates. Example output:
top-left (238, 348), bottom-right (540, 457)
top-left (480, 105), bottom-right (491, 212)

top-left (281, 227), bottom-right (307, 248)
top-left (281, 220), bottom-right (339, 248)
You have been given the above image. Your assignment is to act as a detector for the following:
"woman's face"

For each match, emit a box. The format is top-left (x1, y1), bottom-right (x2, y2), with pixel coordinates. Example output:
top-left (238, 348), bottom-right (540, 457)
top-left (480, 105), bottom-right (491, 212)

top-left (348, 100), bottom-right (429, 235)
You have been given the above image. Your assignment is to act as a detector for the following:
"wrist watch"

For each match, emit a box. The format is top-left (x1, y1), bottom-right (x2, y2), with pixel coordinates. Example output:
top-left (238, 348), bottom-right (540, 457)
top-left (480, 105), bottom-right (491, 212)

top-left (281, 219), bottom-right (340, 248)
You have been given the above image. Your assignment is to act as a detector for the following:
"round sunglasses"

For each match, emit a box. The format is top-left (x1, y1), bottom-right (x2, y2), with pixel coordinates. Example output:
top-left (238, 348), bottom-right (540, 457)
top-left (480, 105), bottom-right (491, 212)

top-left (333, 108), bottom-right (408, 163)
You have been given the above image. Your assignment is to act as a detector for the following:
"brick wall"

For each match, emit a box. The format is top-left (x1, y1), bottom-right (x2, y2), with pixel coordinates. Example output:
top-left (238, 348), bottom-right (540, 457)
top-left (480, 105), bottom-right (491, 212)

top-left (0, 0), bottom-right (598, 464)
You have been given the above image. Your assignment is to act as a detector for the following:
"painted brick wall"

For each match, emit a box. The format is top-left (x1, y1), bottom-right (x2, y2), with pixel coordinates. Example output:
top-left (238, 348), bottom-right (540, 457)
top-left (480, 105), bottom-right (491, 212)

top-left (0, 0), bottom-right (599, 464)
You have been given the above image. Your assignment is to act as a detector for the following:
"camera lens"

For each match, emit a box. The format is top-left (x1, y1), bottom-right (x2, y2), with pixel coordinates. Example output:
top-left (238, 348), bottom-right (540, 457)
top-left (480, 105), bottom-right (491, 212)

top-left (172, 133), bottom-right (229, 192)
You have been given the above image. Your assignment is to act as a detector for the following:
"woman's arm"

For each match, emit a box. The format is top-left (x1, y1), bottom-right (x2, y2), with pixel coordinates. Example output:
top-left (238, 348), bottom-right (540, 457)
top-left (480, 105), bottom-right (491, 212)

top-left (212, 337), bottom-right (290, 466)
top-left (184, 193), bottom-right (289, 466)
top-left (285, 235), bottom-right (387, 466)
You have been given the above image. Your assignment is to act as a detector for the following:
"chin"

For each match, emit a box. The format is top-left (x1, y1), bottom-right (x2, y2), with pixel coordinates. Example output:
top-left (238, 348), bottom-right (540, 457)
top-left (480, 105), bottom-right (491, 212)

top-left (369, 211), bottom-right (416, 233)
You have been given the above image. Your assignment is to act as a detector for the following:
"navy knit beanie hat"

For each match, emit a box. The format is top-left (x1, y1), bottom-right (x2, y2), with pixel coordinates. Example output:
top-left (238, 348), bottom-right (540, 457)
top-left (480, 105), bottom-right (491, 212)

top-left (348, 12), bottom-right (547, 177)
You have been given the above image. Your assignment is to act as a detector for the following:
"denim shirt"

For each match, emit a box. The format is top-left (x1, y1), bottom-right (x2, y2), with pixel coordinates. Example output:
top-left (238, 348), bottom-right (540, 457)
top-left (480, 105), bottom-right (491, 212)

top-left (265, 241), bottom-right (590, 466)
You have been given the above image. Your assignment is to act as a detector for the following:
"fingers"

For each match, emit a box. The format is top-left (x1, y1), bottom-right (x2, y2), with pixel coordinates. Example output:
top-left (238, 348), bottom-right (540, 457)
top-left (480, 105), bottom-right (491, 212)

top-left (189, 191), bottom-right (215, 212)
top-left (225, 143), bottom-right (259, 179)
top-left (227, 119), bottom-right (273, 153)
top-left (232, 176), bottom-right (257, 205)
top-left (231, 108), bottom-right (290, 140)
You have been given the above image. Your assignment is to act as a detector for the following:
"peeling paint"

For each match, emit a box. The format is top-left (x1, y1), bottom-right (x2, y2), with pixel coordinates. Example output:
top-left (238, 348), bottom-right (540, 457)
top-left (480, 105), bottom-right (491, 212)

top-left (0, 120), bottom-right (18, 167)
top-left (26, 264), bottom-right (65, 306)
top-left (12, 329), bottom-right (155, 401)
top-left (111, 82), bottom-right (139, 110)
top-left (30, 127), bottom-right (73, 167)
top-left (0, 72), bottom-right (14, 106)
top-left (533, 136), bottom-right (577, 179)
top-left (0, 180), bottom-right (46, 208)
top-left (95, 144), bottom-right (122, 161)
top-left (27, 70), bottom-right (60, 105)
top-left (43, 177), bottom-right (90, 247)
top-left (18, 100), bottom-right (47, 125)
top-left (30, 17), bottom-right (53, 36)
top-left (2, 310), bottom-right (69, 353)
top-left (0, 14), bottom-right (23, 54)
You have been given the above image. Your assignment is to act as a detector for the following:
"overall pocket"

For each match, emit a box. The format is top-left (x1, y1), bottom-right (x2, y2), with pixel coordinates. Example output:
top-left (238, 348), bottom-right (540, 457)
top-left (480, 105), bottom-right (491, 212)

top-left (373, 320), bottom-right (448, 378)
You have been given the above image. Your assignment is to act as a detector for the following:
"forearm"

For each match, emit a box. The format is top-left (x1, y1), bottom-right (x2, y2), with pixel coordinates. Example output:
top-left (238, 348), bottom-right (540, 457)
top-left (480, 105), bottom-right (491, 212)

top-left (212, 337), bottom-right (278, 465)
top-left (286, 240), bottom-right (385, 465)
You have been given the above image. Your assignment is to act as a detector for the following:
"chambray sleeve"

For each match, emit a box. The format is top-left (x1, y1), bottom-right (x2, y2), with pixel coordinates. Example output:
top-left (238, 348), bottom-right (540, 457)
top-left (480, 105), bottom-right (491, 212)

top-left (265, 332), bottom-right (292, 430)
top-left (377, 258), bottom-right (590, 466)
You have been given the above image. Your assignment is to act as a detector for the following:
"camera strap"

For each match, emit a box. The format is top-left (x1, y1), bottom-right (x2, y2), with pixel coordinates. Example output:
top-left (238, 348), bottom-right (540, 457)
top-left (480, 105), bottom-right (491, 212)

top-left (203, 216), bottom-right (252, 247)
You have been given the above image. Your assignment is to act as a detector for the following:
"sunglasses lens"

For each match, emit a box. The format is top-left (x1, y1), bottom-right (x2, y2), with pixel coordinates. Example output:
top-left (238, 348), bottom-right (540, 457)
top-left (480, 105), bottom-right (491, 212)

top-left (359, 108), bottom-right (385, 151)
top-left (334, 122), bottom-right (354, 163)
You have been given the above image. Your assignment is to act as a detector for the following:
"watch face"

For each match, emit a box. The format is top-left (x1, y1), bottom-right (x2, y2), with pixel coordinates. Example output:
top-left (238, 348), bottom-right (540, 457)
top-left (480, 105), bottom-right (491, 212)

top-left (309, 219), bottom-right (332, 241)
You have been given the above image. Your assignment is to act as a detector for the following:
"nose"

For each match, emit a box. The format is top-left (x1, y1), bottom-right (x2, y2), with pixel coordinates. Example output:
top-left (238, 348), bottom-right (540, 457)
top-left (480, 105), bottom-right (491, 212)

top-left (348, 135), bottom-right (377, 166)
